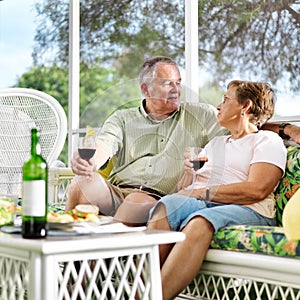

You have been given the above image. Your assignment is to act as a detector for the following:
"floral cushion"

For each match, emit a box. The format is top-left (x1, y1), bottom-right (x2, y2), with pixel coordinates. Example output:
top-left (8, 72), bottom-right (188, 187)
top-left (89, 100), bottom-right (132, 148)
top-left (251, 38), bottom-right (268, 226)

top-left (211, 225), bottom-right (300, 258)
top-left (211, 145), bottom-right (300, 257)
top-left (275, 145), bottom-right (300, 226)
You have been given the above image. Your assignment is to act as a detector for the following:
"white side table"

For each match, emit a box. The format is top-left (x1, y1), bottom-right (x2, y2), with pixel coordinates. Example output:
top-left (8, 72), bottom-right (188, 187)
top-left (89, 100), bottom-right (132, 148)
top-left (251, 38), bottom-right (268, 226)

top-left (0, 229), bottom-right (184, 300)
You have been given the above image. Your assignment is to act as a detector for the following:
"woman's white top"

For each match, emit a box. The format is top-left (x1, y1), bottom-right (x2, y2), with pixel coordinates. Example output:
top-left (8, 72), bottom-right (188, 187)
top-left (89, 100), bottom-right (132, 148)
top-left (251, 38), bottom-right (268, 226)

top-left (188, 130), bottom-right (287, 218)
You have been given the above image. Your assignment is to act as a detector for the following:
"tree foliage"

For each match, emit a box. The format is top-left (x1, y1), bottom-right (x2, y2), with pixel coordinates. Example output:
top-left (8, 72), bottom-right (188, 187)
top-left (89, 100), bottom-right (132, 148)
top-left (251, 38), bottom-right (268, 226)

top-left (33, 0), bottom-right (300, 92)
top-left (198, 0), bottom-right (300, 91)
top-left (15, 63), bottom-right (124, 163)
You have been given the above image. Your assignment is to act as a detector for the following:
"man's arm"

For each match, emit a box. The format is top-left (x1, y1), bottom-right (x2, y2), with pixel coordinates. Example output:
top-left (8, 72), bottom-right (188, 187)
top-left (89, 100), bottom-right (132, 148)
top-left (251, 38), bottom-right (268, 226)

top-left (94, 144), bottom-right (111, 170)
top-left (261, 122), bottom-right (300, 144)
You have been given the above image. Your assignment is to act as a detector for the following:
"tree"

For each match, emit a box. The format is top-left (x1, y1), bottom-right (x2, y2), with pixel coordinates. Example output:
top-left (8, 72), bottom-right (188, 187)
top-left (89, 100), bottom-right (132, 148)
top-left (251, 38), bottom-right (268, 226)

top-left (33, 0), bottom-right (300, 92)
top-left (16, 64), bottom-right (69, 114)
top-left (15, 63), bottom-right (125, 163)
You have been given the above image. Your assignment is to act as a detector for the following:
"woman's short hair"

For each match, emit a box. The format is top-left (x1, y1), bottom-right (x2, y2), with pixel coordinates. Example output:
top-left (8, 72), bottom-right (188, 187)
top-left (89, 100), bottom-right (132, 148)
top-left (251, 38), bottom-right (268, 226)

top-left (227, 80), bottom-right (276, 127)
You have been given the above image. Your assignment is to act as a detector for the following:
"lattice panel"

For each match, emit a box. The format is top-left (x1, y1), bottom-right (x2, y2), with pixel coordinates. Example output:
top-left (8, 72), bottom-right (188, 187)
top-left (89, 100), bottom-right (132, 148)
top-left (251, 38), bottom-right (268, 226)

top-left (180, 273), bottom-right (300, 300)
top-left (0, 256), bottom-right (29, 300)
top-left (55, 178), bottom-right (72, 204)
top-left (56, 253), bottom-right (151, 300)
top-left (50, 173), bottom-right (73, 204)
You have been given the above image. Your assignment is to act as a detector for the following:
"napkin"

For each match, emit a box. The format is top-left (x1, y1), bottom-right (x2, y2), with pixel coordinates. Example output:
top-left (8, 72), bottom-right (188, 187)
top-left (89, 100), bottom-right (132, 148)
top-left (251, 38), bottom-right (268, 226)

top-left (73, 222), bottom-right (146, 234)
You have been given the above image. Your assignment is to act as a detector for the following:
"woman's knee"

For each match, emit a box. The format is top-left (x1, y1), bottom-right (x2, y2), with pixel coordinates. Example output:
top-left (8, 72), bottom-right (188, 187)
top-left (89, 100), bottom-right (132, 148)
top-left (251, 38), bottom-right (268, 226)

top-left (185, 217), bottom-right (214, 238)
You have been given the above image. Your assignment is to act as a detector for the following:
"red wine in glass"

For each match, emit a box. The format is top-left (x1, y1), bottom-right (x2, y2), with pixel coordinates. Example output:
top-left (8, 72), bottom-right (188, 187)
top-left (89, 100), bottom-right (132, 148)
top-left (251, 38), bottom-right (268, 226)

top-left (78, 148), bottom-right (96, 160)
top-left (189, 147), bottom-right (207, 172)
top-left (77, 136), bottom-right (96, 160)
top-left (191, 159), bottom-right (206, 171)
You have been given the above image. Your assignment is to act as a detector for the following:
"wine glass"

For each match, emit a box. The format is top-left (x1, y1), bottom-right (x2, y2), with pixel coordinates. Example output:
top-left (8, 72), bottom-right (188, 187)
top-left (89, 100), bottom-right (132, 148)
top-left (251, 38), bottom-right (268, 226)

top-left (78, 135), bottom-right (96, 161)
top-left (188, 147), bottom-right (207, 184)
top-left (75, 135), bottom-right (96, 181)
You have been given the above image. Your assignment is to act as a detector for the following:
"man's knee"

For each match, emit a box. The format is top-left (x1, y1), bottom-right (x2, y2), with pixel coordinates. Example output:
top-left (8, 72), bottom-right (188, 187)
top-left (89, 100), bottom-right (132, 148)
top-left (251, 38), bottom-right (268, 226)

top-left (124, 192), bottom-right (157, 205)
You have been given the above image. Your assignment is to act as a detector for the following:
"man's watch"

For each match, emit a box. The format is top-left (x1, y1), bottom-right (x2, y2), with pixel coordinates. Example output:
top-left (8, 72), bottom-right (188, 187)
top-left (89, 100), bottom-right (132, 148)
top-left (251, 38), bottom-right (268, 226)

top-left (279, 123), bottom-right (291, 140)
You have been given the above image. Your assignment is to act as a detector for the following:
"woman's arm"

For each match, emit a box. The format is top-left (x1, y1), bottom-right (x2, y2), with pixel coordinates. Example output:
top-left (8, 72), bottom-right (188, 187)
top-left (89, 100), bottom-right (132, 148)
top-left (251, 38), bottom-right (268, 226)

top-left (177, 171), bottom-right (193, 191)
top-left (177, 162), bottom-right (283, 205)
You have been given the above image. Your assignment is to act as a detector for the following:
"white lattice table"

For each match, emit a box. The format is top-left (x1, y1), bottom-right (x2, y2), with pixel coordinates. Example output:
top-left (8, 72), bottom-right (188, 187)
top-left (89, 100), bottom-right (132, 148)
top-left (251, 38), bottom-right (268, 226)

top-left (0, 229), bottom-right (184, 300)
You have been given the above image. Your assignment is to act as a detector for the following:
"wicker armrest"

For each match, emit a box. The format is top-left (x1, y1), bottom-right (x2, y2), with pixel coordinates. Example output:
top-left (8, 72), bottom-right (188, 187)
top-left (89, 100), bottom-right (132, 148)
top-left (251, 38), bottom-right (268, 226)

top-left (48, 167), bottom-right (74, 204)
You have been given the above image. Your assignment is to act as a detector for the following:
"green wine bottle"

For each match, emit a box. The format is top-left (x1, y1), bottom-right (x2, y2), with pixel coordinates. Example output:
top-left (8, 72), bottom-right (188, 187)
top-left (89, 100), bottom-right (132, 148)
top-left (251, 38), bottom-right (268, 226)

top-left (22, 128), bottom-right (48, 238)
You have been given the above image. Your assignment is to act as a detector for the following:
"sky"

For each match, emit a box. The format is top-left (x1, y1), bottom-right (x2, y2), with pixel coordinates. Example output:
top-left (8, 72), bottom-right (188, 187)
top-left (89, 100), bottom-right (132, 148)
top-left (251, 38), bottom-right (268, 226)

top-left (0, 0), bottom-right (36, 88)
top-left (0, 0), bottom-right (299, 118)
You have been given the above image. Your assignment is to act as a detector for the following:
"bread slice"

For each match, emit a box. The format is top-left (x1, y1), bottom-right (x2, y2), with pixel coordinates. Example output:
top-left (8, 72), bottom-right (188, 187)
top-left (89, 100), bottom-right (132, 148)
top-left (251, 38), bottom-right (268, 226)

top-left (74, 204), bottom-right (99, 218)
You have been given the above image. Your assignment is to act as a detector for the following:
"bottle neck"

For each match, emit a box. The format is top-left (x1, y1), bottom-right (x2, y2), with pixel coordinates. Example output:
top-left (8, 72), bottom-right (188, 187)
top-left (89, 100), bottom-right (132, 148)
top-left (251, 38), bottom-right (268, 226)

top-left (31, 128), bottom-right (41, 156)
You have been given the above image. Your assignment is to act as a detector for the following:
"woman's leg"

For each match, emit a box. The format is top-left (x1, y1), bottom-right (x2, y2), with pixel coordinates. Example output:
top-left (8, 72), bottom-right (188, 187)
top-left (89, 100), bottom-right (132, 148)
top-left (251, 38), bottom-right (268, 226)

top-left (161, 216), bottom-right (214, 300)
top-left (148, 202), bottom-right (214, 300)
top-left (148, 197), bottom-right (273, 299)
top-left (147, 204), bottom-right (174, 265)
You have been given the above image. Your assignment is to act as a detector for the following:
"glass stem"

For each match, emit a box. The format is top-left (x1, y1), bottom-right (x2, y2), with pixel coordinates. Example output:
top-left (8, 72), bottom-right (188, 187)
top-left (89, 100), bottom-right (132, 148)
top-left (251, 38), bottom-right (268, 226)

top-left (192, 171), bottom-right (197, 185)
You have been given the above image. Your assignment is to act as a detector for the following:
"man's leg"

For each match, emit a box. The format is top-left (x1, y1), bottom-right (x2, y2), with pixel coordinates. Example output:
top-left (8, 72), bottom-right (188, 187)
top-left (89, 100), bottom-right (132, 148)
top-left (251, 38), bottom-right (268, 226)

top-left (66, 172), bottom-right (113, 215)
top-left (114, 192), bottom-right (157, 226)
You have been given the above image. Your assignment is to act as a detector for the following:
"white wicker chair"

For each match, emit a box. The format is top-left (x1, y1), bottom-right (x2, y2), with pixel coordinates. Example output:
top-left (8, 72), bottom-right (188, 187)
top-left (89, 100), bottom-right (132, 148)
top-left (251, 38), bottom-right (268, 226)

top-left (0, 88), bottom-right (67, 198)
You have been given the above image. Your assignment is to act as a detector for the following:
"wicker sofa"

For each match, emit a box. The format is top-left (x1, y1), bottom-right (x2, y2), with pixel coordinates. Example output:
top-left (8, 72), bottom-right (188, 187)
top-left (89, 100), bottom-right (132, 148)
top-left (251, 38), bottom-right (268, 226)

top-left (51, 145), bottom-right (300, 300)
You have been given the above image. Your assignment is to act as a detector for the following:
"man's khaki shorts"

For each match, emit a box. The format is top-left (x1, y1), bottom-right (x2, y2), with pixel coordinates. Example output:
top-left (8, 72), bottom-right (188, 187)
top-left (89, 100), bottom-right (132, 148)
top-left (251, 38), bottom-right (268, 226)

top-left (106, 181), bottom-right (164, 215)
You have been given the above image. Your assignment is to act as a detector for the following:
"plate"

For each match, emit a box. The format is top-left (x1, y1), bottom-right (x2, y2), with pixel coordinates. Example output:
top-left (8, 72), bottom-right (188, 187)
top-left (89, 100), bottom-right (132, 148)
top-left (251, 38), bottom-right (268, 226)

top-left (48, 222), bottom-right (76, 230)
top-left (48, 216), bottom-right (114, 231)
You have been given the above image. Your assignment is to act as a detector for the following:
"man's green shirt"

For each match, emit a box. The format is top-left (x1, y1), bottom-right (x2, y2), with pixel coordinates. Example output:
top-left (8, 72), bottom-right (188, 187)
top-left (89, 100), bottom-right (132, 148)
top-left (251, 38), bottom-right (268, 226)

top-left (96, 100), bottom-right (227, 195)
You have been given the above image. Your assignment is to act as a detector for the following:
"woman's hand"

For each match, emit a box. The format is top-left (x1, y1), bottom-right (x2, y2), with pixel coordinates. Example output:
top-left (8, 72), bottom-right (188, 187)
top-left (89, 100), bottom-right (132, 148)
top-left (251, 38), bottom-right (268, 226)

top-left (177, 148), bottom-right (196, 191)
top-left (183, 147), bottom-right (196, 174)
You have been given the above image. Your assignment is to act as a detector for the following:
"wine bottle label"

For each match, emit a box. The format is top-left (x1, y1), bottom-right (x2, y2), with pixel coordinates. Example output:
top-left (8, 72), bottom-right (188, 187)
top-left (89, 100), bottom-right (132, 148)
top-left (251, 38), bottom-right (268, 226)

top-left (22, 180), bottom-right (46, 216)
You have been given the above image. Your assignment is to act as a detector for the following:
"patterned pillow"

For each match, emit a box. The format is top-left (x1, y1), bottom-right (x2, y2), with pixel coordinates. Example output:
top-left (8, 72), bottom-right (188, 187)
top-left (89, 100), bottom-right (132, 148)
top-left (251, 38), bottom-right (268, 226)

top-left (275, 146), bottom-right (300, 226)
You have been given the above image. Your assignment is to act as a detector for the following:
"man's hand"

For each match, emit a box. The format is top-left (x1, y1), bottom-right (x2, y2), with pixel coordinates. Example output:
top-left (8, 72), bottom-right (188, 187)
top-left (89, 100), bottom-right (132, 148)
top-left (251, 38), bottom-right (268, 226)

top-left (262, 123), bottom-right (300, 145)
top-left (70, 151), bottom-right (96, 177)
top-left (286, 124), bottom-right (300, 145)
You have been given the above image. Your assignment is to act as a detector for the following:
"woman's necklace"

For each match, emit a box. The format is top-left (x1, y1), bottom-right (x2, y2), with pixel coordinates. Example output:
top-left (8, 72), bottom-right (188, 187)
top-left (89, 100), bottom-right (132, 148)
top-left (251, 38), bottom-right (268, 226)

top-left (226, 136), bottom-right (235, 143)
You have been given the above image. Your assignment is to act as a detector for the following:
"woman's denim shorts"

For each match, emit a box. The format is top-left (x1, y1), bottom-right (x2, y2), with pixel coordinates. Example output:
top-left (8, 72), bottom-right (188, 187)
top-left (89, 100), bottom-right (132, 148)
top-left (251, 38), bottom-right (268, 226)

top-left (149, 194), bottom-right (276, 233)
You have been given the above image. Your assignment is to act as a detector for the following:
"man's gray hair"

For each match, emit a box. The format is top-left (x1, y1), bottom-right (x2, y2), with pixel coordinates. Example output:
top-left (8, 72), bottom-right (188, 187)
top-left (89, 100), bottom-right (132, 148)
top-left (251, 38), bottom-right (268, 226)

top-left (138, 56), bottom-right (178, 84)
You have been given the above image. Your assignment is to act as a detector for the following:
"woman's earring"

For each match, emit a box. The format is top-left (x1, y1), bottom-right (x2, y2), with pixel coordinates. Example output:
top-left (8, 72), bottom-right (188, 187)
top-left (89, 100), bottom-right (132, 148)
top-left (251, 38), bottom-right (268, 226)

top-left (241, 110), bottom-right (245, 116)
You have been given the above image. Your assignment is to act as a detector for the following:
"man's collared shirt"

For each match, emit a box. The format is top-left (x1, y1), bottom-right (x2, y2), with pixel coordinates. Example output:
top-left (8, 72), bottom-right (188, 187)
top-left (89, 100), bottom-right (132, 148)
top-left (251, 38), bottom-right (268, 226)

top-left (96, 100), bottom-right (227, 195)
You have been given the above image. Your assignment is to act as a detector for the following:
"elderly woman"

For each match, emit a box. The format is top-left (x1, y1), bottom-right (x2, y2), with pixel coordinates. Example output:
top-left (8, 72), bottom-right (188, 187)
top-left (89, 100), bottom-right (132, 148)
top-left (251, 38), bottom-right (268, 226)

top-left (147, 80), bottom-right (287, 300)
